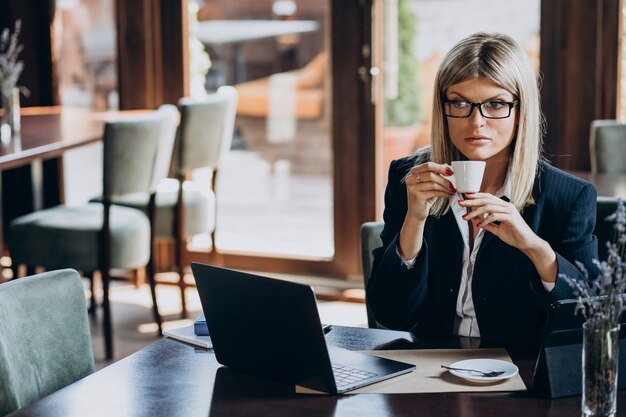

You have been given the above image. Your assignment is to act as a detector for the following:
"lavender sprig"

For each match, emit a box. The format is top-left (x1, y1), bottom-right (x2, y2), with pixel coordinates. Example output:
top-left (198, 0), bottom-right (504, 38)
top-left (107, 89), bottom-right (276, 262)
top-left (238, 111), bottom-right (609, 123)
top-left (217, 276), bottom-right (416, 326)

top-left (0, 20), bottom-right (25, 95)
top-left (560, 198), bottom-right (626, 330)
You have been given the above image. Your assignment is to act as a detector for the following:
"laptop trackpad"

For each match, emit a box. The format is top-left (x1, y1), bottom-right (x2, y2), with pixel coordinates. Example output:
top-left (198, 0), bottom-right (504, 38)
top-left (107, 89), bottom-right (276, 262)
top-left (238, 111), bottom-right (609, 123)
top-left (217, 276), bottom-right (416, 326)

top-left (327, 345), bottom-right (415, 391)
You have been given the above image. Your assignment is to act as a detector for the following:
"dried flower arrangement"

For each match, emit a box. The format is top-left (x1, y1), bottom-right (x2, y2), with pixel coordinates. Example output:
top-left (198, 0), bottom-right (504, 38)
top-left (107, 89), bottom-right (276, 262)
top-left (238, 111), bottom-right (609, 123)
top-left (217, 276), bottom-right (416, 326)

top-left (562, 198), bottom-right (626, 328)
top-left (560, 198), bottom-right (625, 417)
top-left (0, 20), bottom-right (25, 95)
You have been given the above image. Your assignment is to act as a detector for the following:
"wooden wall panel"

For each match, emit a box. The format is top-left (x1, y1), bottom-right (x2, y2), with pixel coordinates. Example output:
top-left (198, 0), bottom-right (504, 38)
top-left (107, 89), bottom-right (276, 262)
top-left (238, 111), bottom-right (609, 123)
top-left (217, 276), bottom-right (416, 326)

top-left (540, 0), bottom-right (621, 170)
top-left (160, 0), bottom-right (189, 104)
top-left (116, 0), bottom-right (187, 109)
top-left (330, 0), bottom-right (377, 277)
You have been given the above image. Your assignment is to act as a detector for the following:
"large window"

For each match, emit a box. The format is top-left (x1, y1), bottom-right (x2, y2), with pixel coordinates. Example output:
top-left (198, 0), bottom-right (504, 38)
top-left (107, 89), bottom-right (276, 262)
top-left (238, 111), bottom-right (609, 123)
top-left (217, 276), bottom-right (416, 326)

top-left (52, 0), bottom-right (117, 207)
top-left (53, 0), bottom-right (117, 111)
top-left (192, 0), bottom-right (334, 259)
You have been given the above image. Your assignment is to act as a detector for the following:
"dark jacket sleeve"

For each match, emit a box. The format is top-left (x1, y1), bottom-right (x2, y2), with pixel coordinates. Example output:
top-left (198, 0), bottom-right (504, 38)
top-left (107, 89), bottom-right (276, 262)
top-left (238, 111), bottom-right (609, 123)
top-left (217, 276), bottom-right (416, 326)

top-left (546, 181), bottom-right (598, 300)
top-left (366, 158), bottom-right (429, 330)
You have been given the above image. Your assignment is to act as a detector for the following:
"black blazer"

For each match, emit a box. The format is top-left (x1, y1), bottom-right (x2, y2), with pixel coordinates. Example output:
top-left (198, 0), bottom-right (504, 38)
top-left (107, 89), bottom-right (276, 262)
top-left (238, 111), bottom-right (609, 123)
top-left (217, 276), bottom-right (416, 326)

top-left (367, 157), bottom-right (598, 349)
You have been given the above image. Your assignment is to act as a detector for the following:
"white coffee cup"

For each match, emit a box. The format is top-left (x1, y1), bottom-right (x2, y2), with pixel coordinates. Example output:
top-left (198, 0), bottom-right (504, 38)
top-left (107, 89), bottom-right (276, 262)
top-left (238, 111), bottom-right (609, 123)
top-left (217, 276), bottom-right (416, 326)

top-left (445, 161), bottom-right (486, 193)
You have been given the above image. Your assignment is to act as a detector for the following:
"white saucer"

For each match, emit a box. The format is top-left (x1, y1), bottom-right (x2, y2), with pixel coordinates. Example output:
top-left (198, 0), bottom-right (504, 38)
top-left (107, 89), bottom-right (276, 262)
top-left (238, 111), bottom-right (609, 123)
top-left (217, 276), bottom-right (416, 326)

top-left (446, 359), bottom-right (519, 382)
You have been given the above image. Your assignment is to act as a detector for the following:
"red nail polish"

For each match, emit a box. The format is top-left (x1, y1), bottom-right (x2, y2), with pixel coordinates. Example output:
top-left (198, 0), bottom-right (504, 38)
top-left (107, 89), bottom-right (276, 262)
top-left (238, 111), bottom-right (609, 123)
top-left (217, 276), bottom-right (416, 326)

top-left (458, 199), bottom-right (464, 203)
top-left (462, 213), bottom-right (468, 219)
top-left (477, 222), bottom-right (482, 227)
top-left (449, 184), bottom-right (456, 192)
top-left (446, 168), bottom-right (453, 176)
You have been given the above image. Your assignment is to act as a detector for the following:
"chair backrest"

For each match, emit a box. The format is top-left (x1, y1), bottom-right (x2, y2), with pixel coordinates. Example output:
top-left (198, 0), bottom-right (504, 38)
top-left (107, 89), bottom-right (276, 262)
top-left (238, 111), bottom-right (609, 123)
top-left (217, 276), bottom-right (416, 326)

top-left (595, 196), bottom-right (620, 261)
top-left (360, 221), bottom-right (384, 329)
top-left (216, 85), bottom-right (239, 161)
top-left (0, 269), bottom-right (95, 416)
top-left (151, 104), bottom-right (180, 189)
top-left (177, 86), bottom-right (239, 174)
top-left (102, 109), bottom-right (169, 197)
top-left (590, 120), bottom-right (626, 174)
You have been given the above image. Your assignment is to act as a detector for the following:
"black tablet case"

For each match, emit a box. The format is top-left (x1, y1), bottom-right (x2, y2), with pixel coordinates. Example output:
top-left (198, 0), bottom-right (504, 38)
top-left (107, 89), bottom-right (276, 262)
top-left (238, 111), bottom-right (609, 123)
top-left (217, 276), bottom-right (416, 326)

top-left (533, 299), bottom-right (626, 398)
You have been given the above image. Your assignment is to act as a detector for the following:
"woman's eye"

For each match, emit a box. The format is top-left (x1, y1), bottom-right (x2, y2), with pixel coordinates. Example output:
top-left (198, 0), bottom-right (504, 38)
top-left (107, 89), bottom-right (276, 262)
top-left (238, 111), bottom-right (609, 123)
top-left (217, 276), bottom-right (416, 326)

top-left (451, 100), bottom-right (468, 108)
top-left (485, 101), bottom-right (505, 109)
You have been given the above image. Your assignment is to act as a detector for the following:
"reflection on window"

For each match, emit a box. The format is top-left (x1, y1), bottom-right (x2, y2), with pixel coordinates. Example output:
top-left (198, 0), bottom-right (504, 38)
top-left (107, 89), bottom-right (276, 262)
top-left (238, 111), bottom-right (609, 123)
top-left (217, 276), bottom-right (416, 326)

top-left (193, 0), bottom-right (334, 258)
top-left (53, 0), bottom-right (117, 110)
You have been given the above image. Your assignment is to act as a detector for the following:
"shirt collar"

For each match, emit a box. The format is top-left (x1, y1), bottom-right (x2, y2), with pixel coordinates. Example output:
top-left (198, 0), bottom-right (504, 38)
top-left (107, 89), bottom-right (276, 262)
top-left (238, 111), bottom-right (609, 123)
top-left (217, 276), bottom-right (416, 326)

top-left (497, 167), bottom-right (512, 200)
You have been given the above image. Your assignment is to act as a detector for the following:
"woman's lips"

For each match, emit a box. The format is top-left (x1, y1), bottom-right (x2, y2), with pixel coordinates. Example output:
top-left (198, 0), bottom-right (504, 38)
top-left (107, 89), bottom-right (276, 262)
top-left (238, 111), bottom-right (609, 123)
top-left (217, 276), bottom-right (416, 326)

top-left (464, 135), bottom-right (491, 144)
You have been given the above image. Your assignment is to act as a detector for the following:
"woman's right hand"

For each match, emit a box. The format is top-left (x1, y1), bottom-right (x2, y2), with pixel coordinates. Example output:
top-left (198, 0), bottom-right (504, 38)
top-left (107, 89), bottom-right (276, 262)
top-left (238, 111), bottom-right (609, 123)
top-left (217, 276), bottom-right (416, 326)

top-left (398, 162), bottom-right (456, 261)
top-left (405, 162), bottom-right (456, 222)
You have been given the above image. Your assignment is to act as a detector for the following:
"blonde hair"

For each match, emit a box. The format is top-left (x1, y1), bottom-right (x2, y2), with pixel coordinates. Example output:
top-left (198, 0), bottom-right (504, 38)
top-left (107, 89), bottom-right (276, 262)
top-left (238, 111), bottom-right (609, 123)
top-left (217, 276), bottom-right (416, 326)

top-left (423, 32), bottom-right (543, 217)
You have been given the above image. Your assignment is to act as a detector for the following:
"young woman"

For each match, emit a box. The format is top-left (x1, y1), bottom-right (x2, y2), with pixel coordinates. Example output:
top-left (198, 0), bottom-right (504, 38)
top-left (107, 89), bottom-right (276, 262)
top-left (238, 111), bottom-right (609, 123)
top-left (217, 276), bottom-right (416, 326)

top-left (367, 32), bottom-right (597, 349)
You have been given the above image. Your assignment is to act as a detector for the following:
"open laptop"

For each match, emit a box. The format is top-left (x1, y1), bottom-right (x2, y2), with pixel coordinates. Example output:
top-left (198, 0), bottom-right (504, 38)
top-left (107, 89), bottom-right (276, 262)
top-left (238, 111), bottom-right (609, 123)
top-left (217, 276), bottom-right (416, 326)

top-left (191, 263), bottom-right (415, 394)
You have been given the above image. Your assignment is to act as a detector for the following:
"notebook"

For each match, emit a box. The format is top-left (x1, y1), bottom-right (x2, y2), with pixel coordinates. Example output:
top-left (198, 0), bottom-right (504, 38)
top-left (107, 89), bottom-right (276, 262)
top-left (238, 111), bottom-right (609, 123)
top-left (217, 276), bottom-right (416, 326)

top-left (191, 262), bottom-right (415, 394)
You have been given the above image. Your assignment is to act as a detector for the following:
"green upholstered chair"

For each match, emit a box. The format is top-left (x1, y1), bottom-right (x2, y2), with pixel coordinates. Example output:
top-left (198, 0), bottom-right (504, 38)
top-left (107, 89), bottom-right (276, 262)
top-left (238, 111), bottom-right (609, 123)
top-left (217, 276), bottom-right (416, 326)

top-left (105, 87), bottom-right (238, 317)
top-left (590, 120), bottom-right (626, 174)
top-left (170, 86), bottom-right (238, 316)
top-left (9, 105), bottom-right (179, 360)
top-left (360, 221), bottom-right (384, 329)
top-left (0, 269), bottom-right (95, 417)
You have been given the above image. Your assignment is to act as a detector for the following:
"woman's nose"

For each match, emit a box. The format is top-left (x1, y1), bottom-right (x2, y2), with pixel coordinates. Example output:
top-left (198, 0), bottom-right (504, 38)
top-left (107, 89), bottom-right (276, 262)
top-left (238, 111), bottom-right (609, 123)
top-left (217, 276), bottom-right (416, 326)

top-left (469, 106), bottom-right (486, 127)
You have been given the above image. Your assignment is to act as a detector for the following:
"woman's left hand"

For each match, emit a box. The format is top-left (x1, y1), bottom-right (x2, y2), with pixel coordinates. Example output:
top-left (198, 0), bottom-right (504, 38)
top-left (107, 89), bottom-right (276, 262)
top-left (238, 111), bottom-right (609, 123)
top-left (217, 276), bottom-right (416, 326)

top-left (459, 193), bottom-right (538, 251)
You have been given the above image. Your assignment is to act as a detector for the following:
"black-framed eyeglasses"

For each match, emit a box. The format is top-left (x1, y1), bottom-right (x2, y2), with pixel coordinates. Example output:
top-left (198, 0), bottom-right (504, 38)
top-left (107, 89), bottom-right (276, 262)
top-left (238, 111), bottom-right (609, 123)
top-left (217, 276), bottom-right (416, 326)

top-left (443, 99), bottom-right (519, 119)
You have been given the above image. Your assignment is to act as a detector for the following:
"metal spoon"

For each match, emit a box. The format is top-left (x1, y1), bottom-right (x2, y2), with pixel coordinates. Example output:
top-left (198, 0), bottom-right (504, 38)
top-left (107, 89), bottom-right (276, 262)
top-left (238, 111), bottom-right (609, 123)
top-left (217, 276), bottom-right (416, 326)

top-left (441, 365), bottom-right (506, 377)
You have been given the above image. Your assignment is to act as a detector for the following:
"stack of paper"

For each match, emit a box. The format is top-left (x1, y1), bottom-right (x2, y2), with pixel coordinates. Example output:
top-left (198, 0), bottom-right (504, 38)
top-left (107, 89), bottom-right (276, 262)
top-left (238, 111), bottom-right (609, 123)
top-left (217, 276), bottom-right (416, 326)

top-left (164, 325), bottom-right (213, 349)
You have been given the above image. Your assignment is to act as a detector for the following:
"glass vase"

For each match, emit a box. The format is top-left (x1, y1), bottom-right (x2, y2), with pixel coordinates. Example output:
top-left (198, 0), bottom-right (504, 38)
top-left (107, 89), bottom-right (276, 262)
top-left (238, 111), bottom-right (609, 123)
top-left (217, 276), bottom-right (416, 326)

top-left (0, 87), bottom-right (21, 140)
top-left (582, 321), bottom-right (619, 417)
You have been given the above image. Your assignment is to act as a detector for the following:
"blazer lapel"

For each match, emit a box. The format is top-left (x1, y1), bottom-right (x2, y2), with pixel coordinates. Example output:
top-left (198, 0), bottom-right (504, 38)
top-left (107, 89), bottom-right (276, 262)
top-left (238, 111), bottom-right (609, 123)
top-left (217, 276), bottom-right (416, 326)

top-left (440, 210), bottom-right (464, 287)
top-left (476, 170), bottom-right (544, 257)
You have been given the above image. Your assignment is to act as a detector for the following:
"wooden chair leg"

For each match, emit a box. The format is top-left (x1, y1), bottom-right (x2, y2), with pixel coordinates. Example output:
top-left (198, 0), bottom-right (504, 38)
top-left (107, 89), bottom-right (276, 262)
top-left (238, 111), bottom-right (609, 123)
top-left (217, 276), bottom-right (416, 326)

top-left (175, 234), bottom-right (188, 318)
top-left (88, 272), bottom-right (97, 316)
top-left (147, 193), bottom-right (163, 334)
top-left (146, 256), bottom-right (163, 335)
top-left (101, 267), bottom-right (113, 360)
top-left (133, 267), bottom-right (146, 288)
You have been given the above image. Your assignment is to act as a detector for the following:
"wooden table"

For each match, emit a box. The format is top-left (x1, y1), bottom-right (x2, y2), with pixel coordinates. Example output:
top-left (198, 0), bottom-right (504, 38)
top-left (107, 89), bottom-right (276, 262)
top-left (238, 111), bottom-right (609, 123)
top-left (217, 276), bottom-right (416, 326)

top-left (8, 326), bottom-right (618, 417)
top-left (568, 170), bottom-right (626, 198)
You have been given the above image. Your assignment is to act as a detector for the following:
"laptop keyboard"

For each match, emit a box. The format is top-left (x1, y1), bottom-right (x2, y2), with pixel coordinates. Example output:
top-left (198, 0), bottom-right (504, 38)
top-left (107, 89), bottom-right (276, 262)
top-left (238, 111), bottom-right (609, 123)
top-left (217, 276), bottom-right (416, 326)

top-left (332, 363), bottom-right (377, 389)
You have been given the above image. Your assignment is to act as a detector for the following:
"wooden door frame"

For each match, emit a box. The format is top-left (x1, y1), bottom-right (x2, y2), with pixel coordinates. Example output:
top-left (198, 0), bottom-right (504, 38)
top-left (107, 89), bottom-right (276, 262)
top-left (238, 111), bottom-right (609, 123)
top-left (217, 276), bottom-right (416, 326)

top-left (116, 0), bottom-right (189, 109)
top-left (540, 0), bottom-right (622, 170)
